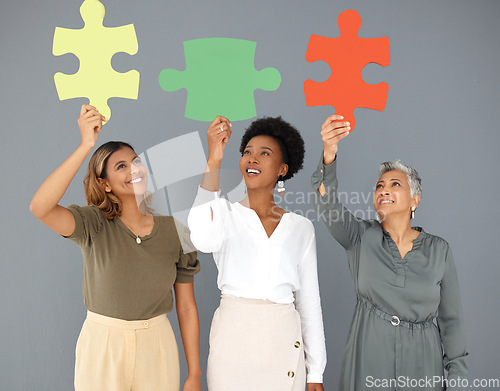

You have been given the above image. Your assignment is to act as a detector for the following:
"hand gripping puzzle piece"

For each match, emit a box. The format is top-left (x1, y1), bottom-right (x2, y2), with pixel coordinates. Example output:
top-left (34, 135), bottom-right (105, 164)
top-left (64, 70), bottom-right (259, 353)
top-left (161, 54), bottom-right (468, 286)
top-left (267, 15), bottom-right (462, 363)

top-left (304, 9), bottom-right (390, 131)
top-left (159, 38), bottom-right (281, 122)
top-left (53, 0), bottom-right (139, 122)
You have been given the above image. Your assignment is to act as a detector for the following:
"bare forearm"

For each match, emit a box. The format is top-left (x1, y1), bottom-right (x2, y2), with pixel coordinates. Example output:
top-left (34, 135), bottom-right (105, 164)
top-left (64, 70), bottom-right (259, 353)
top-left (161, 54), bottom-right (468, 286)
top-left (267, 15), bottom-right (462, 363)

top-left (177, 305), bottom-right (201, 377)
top-left (30, 144), bottom-right (92, 217)
top-left (200, 160), bottom-right (221, 192)
top-left (201, 116), bottom-right (231, 192)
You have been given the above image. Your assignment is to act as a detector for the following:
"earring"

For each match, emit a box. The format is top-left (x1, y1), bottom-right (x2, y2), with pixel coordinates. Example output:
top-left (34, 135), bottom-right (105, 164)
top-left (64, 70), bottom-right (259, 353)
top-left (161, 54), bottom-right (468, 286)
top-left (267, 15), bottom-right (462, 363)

top-left (277, 176), bottom-right (285, 193)
top-left (244, 186), bottom-right (247, 194)
top-left (411, 206), bottom-right (416, 219)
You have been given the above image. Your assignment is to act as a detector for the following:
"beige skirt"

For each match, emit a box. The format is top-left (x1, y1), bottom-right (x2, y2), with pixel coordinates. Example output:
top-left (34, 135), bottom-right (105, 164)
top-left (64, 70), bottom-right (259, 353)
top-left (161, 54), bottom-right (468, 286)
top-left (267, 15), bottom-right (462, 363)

top-left (75, 311), bottom-right (180, 391)
top-left (207, 294), bottom-right (306, 391)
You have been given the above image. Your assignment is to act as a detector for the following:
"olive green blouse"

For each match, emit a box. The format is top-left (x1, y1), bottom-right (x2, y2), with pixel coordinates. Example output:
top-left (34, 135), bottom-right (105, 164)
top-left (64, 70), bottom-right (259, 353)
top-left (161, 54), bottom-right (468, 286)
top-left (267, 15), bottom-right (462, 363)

top-left (311, 156), bottom-right (468, 391)
top-left (66, 205), bottom-right (200, 321)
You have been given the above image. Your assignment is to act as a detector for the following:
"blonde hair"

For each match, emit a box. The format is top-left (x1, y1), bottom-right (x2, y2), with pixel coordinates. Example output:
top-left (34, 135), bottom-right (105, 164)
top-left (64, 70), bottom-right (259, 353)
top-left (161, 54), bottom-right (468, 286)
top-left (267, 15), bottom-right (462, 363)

top-left (84, 141), bottom-right (153, 220)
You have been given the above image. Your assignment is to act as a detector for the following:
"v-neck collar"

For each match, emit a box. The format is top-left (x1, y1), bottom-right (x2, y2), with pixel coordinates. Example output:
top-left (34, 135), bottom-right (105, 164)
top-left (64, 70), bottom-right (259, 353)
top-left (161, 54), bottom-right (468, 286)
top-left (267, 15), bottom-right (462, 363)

top-left (382, 226), bottom-right (426, 260)
top-left (235, 201), bottom-right (290, 239)
top-left (116, 214), bottom-right (159, 242)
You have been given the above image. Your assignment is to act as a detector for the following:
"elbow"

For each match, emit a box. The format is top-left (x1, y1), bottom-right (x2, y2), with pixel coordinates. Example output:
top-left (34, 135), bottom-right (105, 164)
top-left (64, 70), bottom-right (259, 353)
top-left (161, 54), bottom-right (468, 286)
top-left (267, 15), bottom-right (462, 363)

top-left (29, 198), bottom-right (56, 221)
top-left (29, 198), bottom-right (44, 219)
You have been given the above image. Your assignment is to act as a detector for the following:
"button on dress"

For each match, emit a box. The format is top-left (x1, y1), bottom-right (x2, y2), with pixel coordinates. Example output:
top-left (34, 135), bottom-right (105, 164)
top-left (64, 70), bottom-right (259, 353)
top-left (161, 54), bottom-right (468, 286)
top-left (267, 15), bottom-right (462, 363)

top-left (188, 186), bottom-right (327, 386)
top-left (311, 157), bottom-right (468, 391)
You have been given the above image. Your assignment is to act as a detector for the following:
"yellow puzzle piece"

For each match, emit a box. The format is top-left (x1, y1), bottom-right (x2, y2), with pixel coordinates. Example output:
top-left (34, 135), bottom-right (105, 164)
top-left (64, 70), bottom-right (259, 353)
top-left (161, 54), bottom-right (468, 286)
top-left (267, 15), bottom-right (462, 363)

top-left (53, 0), bottom-right (139, 122)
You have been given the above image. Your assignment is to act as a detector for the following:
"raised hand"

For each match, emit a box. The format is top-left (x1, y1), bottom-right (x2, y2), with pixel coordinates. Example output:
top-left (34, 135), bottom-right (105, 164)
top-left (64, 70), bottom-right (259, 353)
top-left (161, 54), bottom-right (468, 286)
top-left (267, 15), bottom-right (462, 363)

top-left (206, 115), bottom-right (231, 164)
top-left (30, 105), bottom-right (106, 235)
top-left (78, 104), bottom-right (107, 149)
top-left (320, 114), bottom-right (350, 165)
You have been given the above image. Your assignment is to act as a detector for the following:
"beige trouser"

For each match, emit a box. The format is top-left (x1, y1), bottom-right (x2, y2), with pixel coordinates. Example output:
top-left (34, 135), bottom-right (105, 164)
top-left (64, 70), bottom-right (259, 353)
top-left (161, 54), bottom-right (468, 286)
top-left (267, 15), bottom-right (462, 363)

top-left (75, 311), bottom-right (180, 391)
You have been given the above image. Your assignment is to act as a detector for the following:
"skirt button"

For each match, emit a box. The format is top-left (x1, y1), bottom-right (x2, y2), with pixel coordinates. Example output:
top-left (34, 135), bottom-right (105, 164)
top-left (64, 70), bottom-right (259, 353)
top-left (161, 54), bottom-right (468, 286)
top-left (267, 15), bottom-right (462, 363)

top-left (288, 371), bottom-right (295, 378)
top-left (294, 341), bottom-right (301, 348)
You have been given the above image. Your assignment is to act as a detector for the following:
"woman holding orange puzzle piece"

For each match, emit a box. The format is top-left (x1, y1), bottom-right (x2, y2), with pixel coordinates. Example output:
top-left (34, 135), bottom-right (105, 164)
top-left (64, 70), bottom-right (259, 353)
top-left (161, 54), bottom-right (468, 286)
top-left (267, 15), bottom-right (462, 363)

top-left (188, 115), bottom-right (326, 391)
top-left (30, 105), bottom-right (202, 391)
top-left (311, 114), bottom-right (468, 391)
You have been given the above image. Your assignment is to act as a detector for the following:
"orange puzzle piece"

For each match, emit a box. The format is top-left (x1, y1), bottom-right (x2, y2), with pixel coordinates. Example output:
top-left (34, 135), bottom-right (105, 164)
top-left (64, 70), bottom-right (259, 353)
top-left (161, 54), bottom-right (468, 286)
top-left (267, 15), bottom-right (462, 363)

top-left (304, 9), bottom-right (390, 131)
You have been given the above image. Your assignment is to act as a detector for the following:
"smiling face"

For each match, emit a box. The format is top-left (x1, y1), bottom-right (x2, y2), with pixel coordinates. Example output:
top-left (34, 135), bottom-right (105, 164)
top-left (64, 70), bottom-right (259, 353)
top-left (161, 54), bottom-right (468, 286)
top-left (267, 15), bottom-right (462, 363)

top-left (239, 135), bottom-right (288, 191)
top-left (99, 147), bottom-right (148, 199)
top-left (374, 170), bottom-right (420, 221)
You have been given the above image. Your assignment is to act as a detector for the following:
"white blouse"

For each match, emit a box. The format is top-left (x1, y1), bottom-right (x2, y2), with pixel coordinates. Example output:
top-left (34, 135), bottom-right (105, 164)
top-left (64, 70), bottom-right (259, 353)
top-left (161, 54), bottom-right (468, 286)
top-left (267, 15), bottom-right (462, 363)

top-left (188, 186), bottom-right (327, 383)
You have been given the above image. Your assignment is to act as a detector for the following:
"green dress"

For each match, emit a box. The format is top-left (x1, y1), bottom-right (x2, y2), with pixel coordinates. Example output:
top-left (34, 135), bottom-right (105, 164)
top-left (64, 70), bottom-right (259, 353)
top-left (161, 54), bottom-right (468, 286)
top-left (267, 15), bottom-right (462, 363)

top-left (311, 157), bottom-right (468, 391)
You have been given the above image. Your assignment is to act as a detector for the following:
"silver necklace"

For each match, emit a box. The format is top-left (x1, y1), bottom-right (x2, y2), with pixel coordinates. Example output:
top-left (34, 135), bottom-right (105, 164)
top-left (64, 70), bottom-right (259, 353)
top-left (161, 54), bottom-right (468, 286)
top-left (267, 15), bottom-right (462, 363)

top-left (121, 214), bottom-right (148, 244)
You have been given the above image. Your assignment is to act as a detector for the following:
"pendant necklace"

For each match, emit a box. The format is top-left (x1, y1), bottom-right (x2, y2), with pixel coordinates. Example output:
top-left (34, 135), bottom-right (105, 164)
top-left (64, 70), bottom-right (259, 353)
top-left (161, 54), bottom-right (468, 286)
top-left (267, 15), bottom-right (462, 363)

top-left (121, 213), bottom-right (149, 245)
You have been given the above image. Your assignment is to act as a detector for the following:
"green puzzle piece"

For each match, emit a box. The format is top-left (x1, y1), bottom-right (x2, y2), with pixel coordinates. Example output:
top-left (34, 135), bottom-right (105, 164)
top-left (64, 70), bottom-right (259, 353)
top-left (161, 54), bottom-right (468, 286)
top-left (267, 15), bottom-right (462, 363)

top-left (53, 0), bottom-right (139, 122)
top-left (158, 38), bottom-right (281, 122)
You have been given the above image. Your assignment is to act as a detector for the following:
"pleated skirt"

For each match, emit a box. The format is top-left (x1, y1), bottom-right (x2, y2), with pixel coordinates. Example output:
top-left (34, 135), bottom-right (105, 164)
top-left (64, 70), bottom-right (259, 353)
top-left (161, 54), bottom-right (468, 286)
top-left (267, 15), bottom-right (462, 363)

top-left (207, 294), bottom-right (306, 391)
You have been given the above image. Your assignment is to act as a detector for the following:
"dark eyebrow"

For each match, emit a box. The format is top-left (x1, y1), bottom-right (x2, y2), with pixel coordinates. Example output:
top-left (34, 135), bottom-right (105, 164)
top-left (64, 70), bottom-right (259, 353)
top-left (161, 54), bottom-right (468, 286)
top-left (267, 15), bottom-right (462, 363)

top-left (114, 156), bottom-right (139, 169)
top-left (377, 178), bottom-right (402, 184)
top-left (245, 145), bottom-right (273, 152)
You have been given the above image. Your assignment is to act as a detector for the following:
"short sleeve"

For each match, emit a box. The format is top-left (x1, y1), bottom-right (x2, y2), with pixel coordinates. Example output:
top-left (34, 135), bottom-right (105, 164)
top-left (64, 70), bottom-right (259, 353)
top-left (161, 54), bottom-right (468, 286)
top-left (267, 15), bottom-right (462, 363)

top-left (175, 248), bottom-right (200, 283)
top-left (65, 204), bottom-right (104, 247)
top-left (174, 217), bottom-right (197, 254)
top-left (173, 219), bottom-right (200, 283)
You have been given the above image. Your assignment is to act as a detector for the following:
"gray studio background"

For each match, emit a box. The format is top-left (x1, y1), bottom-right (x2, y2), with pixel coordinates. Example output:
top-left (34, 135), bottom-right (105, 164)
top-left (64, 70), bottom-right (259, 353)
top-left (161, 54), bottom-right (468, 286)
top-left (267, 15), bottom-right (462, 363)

top-left (1, 0), bottom-right (499, 389)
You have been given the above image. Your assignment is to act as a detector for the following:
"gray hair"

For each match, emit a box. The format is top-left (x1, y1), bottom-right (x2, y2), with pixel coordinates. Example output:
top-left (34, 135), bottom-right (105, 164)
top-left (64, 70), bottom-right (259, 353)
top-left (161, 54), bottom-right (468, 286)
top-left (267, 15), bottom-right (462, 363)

top-left (378, 160), bottom-right (422, 198)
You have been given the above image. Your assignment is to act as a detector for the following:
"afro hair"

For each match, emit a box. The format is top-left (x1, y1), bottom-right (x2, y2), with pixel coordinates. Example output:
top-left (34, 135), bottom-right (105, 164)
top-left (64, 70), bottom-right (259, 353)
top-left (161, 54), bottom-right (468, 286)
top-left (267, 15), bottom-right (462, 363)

top-left (239, 116), bottom-right (305, 181)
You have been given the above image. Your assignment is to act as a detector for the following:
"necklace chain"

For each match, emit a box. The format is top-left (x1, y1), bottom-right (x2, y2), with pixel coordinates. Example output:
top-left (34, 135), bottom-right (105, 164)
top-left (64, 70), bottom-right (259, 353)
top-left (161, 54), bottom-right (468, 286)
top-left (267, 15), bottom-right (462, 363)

top-left (120, 213), bottom-right (149, 245)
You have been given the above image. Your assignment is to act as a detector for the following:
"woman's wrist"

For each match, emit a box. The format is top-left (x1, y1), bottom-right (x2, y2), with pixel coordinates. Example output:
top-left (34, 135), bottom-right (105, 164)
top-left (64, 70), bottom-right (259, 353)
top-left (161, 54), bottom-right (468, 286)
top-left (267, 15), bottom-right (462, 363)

top-left (322, 149), bottom-right (337, 166)
top-left (187, 369), bottom-right (202, 378)
top-left (207, 157), bottom-right (222, 169)
top-left (77, 142), bottom-right (94, 156)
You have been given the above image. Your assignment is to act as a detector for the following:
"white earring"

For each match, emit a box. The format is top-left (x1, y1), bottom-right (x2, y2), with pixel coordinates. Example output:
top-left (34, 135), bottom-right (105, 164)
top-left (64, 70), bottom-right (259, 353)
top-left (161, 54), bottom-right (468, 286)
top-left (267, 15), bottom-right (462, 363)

top-left (411, 206), bottom-right (416, 219)
top-left (277, 176), bottom-right (285, 193)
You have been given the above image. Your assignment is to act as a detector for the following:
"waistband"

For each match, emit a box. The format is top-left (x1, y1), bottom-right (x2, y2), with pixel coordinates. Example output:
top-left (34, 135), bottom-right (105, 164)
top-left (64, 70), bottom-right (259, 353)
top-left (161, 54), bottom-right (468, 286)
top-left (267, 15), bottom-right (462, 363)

top-left (220, 293), bottom-right (295, 308)
top-left (86, 310), bottom-right (168, 330)
top-left (357, 296), bottom-right (436, 330)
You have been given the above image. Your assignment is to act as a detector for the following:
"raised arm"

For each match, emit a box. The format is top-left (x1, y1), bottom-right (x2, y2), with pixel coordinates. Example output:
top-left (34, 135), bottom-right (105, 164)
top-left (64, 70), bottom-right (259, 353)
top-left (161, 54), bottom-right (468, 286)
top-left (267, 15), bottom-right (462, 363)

top-left (29, 105), bottom-right (106, 236)
top-left (200, 116), bottom-right (231, 192)
top-left (311, 115), bottom-right (372, 250)
top-left (188, 116), bottom-right (232, 253)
